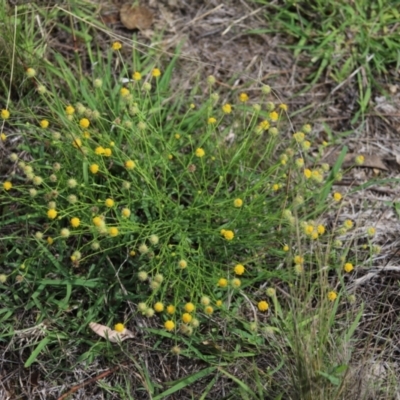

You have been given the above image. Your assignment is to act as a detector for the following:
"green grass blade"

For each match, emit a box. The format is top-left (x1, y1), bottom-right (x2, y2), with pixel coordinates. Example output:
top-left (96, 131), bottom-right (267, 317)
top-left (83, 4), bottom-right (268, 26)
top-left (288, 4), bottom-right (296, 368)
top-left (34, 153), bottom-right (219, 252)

top-left (153, 366), bottom-right (217, 400)
top-left (24, 337), bottom-right (50, 367)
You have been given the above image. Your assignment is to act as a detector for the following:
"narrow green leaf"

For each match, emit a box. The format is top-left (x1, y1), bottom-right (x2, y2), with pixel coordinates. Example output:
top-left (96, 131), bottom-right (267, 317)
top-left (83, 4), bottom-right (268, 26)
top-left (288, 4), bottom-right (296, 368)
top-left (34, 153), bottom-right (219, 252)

top-left (153, 366), bottom-right (217, 400)
top-left (218, 367), bottom-right (257, 397)
top-left (344, 303), bottom-right (364, 342)
top-left (317, 370), bottom-right (340, 386)
top-left (24, 337), bottom-right (50, 367)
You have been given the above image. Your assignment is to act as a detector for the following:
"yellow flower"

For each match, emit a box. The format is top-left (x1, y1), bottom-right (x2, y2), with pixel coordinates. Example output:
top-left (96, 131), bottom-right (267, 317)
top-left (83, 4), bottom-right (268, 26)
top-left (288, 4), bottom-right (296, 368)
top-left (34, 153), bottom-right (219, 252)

top-left (293, 131), bottom-right (305, 142)
top-left (258, 301), bottom-right (269, 311)
top-left (178, 260), bottom-right (187, 269)
top-left (166, 305), bottom-right (176, 315)
top-left (1, 133), bottom-right (6, 141)
top-left (304, 169), bottom-right (312, 179)
top-left (283, 244), bottom-right (289, 252)
top-left (234, 198), bottom-right (243, 208)
top-left (103, 148), bottom-right (112, 157)
top-left (231, 278), bottom-right (241, 288)
top-left (164, 320), bottom-right (175, 331)
top-left (317, 225), bottom-right (325, 235)
top-left (328, 291), bottom-right (337, 302)
top-left (182, 313), bottom-right (192, 323)
top-left (114, 323), bottom-right (125, 332)
top-left (304, 224), bottom-right (314, 236)
top-left (79, 118), bottom-right (90, 128)
top-left (239, 93), bottom-right (249, 102)
top-left (124, 160), bottom-right (136, 170)
top-left (70, 217), bottom-right (80, 228)
top-left (3, 181), bottom-right (12, 191)
top-left (294, 255), bottom-right (304, 265)
top-left (1, 109), bottom-right (10, 120)
top-left (343, 219), bottom-right (353, 229)
top-left (333, 192), bottom-right (342, 202)
top-left (65, 105), bottom-right (75, 115)
top-left (222, 230), bottom-right (234, 240)
top-left (344, 263), bottom-right (354, 273)
top-left (92, 216), bottom-right (103, 227)
top-left (208, 117), bottom-right (217, 124)
top-left (111, 41), bottom-right (122, 51)
top-left (272, 183), bottom-right (279, 191)
top-left (234, 264), bottom-right (245, 275)
top-left (47, 237), bottom-right (54, 245)
top-left (105, 198), bottom-right (115, 208)
top-left (204, 306), bottom-right (214, 315)
top-left (184, 302), bottom-right (195, 313)
top-left (195, 148), bottom-right (205, 158)
top-left (279, 103), bottom-right (288, 111)
top-left (95, 146), bottom-right (105, 155)
top-left (154, 302), bottom-right (164, 312)
top-left (47, 209), bottom-right (57, 219)
top-left (40, 119), bottom-right (49, 128)
top-left (72, 138), bottom-right (82, 148)
top-left (121, 208), bottom-right (131, 218)
top-left (295, 158), bottom-right (304, 168)
top-left (216, 300), bottom-right (222, 307)
top-left (258, 120), bottom-right (270, 131)
top-left (108, 227), bottom-right (119, 237)
top-left (132, 71), bottom-right (142, 81)
top-left (355, 155), bottom-right (365, 165)
top-left (152, 68), bottom-right (161, 77)
top-left (301, 140), bottom-right (311, 151)
top-left (367, 227), bottom-right (376, 236)
top-left (89, 164), bottom-right (99, 174)
top-left (217, 278), bottom-right (228, 287)
top-left (222, 103), bottom-right (232, 114)
top-left (269, 111), bottom-right (279, 121)
top-left (120, 87), bottom-right (130, 97)
top-left (174, 133), bottom-right (180, 139)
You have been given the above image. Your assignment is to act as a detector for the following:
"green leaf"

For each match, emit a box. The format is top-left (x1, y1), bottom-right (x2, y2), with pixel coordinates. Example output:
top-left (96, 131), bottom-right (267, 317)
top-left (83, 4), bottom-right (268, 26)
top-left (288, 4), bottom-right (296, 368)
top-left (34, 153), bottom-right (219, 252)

top-left (218, 367), bottom-right (258, 397)
top-left (344, 303), bottom-right (364, 342)
top-left (317, 370), bottom-right (340, 386)
top-left (153, 367), bottom-right (217, 400)
top-left (24, 337), bottom-right (50, 367)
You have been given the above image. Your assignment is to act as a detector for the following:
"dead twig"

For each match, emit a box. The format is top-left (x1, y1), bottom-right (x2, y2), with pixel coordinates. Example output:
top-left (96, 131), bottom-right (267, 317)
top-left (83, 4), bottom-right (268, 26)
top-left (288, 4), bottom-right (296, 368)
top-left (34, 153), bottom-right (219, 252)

top-left (56, 363), bottom-right (126, 400)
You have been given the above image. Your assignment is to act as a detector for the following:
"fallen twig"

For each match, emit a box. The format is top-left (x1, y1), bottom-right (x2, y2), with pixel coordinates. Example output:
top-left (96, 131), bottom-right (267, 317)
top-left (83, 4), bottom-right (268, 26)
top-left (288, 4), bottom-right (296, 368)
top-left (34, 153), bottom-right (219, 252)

top-left (57, 363), bottom-right (126, 400)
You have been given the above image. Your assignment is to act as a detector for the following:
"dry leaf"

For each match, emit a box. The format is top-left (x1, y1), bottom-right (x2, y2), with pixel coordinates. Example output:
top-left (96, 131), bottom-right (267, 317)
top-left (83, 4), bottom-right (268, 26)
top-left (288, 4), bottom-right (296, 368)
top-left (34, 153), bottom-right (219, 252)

top-left (89, 322), bottom-right (134, 343)
top-left (120, 4), bottom-right (153, 30)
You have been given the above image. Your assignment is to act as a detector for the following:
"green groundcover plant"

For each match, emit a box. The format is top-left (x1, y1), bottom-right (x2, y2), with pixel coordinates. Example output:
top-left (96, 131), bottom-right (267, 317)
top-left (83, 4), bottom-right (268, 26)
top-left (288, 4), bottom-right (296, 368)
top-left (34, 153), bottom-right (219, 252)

top-left (0, 38), bottom-right (376, 398)
top-left (249, 0), bottom-right (400, 121)
top-left (0, 40), bottom-right (362, 335)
